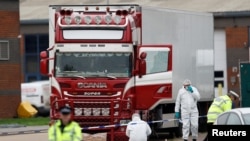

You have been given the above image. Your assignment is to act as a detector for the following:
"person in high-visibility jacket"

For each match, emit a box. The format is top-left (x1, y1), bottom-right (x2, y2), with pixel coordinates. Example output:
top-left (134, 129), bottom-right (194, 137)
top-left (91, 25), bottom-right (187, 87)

top-left (203, 90), bottom-right (239, 141)
top-left (48, 106), bottom-right (82, 141)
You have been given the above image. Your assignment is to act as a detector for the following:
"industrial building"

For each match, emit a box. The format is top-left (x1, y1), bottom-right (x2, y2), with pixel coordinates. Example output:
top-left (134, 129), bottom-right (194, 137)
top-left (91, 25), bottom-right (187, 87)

top-left (0, 0), bottom-right (21, 118)
top-left (20, 0), bottom-right (250, 97)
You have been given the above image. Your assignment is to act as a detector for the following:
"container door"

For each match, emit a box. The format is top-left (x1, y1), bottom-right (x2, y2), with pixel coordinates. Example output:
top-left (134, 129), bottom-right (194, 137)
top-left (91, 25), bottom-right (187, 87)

top-left (134, 45), bottom-right (172, 110)
top-left (240, 62), bottom-right (250, 107)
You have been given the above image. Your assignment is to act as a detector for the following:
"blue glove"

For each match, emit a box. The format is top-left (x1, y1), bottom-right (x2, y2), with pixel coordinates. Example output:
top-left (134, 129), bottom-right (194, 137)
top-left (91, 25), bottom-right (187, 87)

top-left (175, 112), bottom-right (180, 119)
top-left (187, 86), bottom-right (193, 93)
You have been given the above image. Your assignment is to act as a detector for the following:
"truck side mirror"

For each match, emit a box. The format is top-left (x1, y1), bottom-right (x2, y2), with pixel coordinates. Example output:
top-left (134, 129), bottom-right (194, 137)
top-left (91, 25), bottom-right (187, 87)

top-left (40, 51), bottom-right (49, 76)
top-left (139, 52), bottom-right (147, 77)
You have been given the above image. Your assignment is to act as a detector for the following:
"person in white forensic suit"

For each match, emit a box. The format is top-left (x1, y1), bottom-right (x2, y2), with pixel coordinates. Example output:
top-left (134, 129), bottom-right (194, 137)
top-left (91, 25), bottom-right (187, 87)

top-left (174, 79), bottom-right (200, 141)
top-left (126, 113), bottom-right (152, 141)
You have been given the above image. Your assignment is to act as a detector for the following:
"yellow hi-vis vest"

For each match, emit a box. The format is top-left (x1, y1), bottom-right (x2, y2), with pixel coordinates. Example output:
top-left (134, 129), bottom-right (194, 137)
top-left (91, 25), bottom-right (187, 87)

top-left (48, 120), bottom-right (82, 141)
top-left (207, 95), bottom-right (232, 123)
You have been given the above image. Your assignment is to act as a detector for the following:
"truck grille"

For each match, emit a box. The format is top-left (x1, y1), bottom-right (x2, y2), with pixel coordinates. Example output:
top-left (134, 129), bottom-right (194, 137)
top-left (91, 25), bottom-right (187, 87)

top-left (51, 98), bottom-right (132, 131)
top-left (72, 101), bottom-right (121, 128)
top-left (73, 101), bottom-right (120, 117)
top-left (74, 118), bottom-right (111, 127)
top-left (74, 102), bottom-right (110, 108)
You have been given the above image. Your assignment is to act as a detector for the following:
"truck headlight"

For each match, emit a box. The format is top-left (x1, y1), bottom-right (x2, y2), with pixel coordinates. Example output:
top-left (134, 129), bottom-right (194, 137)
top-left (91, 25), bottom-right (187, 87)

top-left (84, 16), bottom-right (92, 24)
top-left (74, 15), bottom-right (82, 24)
top-left (94, 16), bottom-right (102, 24)
top-left (104, 15), bottom-right (112, 24)
top-left (114, 16), bottom-right (121, 24)
top-left (93, 108), bottom-right (101, 116)
top-left (74, 108), bottom-right (82, 116)
top-left (102, 108), bottom-right (110, 116)
top-left (64, 16), bottom-right (72, 25)
top-left (83, 108), bottom-right (92, 116)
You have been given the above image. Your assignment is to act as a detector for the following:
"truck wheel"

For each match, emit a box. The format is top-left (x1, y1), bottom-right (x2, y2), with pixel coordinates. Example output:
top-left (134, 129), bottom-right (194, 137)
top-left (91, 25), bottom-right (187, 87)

top-left (174, 122), bottom-right (182, 138)
top-left (197, 102), bottom-right (208, 132)
top-left (153, 105), bottom-right (163, 128)
top-left (199, 117), bottom-right (207, 132)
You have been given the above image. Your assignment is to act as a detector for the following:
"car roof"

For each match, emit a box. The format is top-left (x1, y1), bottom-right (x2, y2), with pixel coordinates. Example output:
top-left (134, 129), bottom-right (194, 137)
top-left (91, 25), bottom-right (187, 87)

top-left (21, 80), bottom-right (50, 86)
top-left (227, 107), bottom-right (250, 114)
top-left (28, 80), bottom-right (49, 83)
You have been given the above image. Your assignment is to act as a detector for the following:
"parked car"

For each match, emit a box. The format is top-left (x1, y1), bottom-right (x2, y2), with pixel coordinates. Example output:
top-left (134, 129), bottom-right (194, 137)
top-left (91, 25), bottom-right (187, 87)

top-left (214, 108), bottom-right (250, 125)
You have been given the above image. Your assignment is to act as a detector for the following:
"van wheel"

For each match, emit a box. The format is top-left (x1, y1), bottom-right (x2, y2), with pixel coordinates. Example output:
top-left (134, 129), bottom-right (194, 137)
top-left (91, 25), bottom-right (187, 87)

top-left (37, 107), bottom-right (50, 117)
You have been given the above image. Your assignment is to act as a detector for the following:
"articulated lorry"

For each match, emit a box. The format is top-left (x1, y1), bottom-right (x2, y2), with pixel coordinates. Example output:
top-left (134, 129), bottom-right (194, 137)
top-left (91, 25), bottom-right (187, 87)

top-left (40, 5), bottom-right (214, 140)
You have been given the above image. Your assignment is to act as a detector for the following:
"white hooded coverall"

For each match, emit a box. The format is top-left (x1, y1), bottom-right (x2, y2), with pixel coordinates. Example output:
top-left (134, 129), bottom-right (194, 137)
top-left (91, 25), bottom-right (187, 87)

top-left (126, 113), bottom-right (152, 141)
top-left (174, 86), bottom-right (200, 140)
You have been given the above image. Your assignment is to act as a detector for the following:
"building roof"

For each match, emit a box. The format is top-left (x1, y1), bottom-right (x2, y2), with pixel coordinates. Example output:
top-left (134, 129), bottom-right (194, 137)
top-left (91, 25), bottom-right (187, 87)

top-left (20, 0), bottom-right (250, 20)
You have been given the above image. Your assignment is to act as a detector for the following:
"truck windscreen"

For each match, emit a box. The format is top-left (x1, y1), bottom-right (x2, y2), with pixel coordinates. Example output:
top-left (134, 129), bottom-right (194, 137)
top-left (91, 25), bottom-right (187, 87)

top-left (55, 52), bottom-right (132, 78)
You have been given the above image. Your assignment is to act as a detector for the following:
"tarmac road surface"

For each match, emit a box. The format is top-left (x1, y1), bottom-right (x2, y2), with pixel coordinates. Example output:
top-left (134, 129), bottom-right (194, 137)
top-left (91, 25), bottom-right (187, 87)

top-left (0, 132), bottom-right (47, 141)
top-left (0, 125), bottom-right (206, 141)
top-left (150, 132), bottom-right (206, 141)
top-left (0, 132), bottom-right (206, 141)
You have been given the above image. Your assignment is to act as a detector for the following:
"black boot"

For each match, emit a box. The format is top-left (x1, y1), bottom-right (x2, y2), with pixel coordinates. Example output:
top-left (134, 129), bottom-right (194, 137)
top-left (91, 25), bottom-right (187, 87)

top-left (184, 140), bottom-right (188, 141)
top-left (193, 139), bottom-right (196, 141)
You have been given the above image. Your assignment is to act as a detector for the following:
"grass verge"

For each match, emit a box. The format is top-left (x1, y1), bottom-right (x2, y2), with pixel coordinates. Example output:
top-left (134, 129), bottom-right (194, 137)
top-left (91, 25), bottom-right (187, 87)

top-left (0, 117), bottom-right (50, 126)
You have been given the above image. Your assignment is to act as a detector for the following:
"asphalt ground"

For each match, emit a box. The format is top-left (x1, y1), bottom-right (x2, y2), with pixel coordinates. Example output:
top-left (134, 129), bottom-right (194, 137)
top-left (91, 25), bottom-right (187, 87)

top-left (0, 125), bottom-right (48, 136)
top-left (0, 126), bottom-right (206, 141)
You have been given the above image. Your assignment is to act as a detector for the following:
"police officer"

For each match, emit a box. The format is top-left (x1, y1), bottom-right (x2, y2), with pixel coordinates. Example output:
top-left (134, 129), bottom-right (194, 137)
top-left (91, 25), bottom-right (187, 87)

top-left (48, 106), bottom-right (82, 141)
top-left (203, 90), bottom-right (239, 141)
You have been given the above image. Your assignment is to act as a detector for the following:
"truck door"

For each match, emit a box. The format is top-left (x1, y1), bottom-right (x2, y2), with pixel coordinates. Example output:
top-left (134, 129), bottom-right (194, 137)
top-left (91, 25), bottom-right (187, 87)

top-left (135, 45), bottom-right (172, 110)
top-left (240, 62), bottom-right (250, 107)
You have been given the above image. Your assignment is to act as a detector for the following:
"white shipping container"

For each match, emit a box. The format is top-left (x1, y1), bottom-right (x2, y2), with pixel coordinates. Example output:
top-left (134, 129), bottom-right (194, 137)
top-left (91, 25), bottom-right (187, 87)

top-left (142, 6), bottom-right (214, 102)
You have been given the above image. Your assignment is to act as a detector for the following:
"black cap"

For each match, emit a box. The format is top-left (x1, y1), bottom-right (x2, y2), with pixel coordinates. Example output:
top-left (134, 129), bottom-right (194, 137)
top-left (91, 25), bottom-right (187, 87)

top-left (59, 106), bottom-right (71, 115)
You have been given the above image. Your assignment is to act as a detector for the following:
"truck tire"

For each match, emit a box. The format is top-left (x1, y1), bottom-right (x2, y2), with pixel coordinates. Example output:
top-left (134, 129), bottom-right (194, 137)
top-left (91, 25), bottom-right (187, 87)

top-left (153, 105), bottom-right (163, 128)
top-left (199, 117), bottom-right (207, 132)
top-left (197, 102), bottom-right (209, 132)
top-left (174, 122), bottom-right (182, 138)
